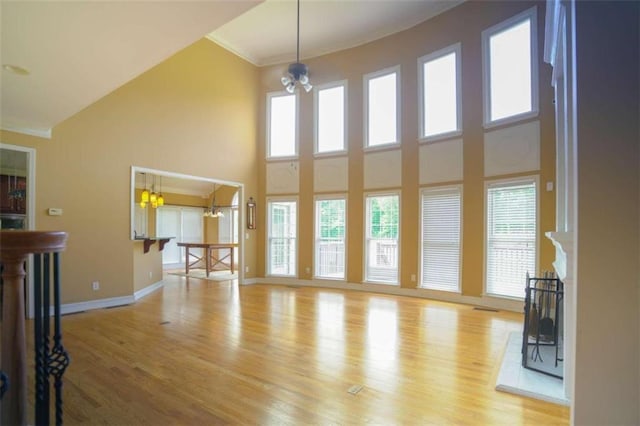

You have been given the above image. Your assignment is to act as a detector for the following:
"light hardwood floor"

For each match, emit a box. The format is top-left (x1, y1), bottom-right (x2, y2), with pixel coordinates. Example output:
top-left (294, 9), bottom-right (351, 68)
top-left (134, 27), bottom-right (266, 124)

top-left (30, 276), bottom-right (569, 425)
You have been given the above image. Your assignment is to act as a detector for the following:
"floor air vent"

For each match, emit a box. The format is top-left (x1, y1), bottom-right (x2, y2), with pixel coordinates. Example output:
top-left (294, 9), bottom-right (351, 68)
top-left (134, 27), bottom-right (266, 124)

top-left (473, 307), bottom-right (499, 312)
top-left (347, 385), bottom-right (363, 395)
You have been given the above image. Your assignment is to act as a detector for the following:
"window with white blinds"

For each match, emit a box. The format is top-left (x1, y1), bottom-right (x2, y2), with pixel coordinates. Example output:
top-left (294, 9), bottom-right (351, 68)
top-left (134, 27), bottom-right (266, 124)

top-left (486, 179), bottom-right (537, 299)
top-left (420, 186), bottom-right (461, 292)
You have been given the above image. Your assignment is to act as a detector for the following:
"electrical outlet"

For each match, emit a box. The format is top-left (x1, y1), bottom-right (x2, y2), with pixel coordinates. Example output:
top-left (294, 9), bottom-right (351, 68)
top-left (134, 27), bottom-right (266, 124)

top-left (411, 274), bottom-right (416, 282)
top-left (245, 266), bottom-right (249, 273)
top-left (92, 281), bottom-right (100, 291)
top-left (149, 271), bottom-right (152, 278)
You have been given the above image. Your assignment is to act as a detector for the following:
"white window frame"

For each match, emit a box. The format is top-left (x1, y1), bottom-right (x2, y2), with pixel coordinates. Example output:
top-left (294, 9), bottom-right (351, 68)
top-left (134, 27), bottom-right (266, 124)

top-left (266, 196), bottom-right (298, 277)
top-left (266, 91), bottom-right (299, 160)
top-left (314, 80), bottom-right (348, 156)
top-left (484, 176), bottom-right (539, 299)
top-left (363, 65), bottom-right (401, 150)
top-left (482, 6), bottom-right (539, 128)
top-left (363, 190), bottom-right (401, 285)
top-left (419, 185), bottom-right (462, 293)
top-left (313, 194), bottom-right (347, 280)
top-left (418, 43), bottom-right (462, 142)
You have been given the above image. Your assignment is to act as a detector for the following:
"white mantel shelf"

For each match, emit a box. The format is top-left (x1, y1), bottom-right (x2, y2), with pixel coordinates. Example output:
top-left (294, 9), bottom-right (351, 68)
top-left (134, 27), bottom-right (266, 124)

top-left (545, 231), bottom-right (574, 281)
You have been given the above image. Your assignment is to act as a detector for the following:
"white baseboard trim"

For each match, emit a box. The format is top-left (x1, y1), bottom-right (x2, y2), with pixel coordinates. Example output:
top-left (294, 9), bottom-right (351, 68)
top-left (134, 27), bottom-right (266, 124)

top-left (240, 278), bottom-right (258, 285)
top-left (254, 277), bottom-right (524, 312)
top-left (60, 295), bottom-right (135, 316)
top-left (134, 280), bottom-right (164, 301)
top-left (58, 281), bottom-right (163, 316)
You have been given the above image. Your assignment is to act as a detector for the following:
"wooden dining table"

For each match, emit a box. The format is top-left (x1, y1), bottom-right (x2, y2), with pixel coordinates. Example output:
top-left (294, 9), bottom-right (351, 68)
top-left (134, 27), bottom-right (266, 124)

top-left (176, 242), bottom-right (238, 277)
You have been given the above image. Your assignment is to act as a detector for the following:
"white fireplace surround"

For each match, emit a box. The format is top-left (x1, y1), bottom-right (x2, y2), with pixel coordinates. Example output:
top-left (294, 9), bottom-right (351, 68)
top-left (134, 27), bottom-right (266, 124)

top-left (543, 0), bottom-right (577, 403)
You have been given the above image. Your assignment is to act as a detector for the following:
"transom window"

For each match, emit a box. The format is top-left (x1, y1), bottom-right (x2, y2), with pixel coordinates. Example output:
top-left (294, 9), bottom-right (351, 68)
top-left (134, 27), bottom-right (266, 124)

top-left (482, 7), bottom-right (538, 125)
top-left (485, 179), bottom-right (537, 298)
top-left (267, 92), bottom-right (297, 158)
top-left (419, 43), bottom-right (461, 140)
top-left (315, 82), bottom-right (347, 154)
top-left (364, 67), bottom-right (400, 148)
top-left (364, 192), bottom-right (400, 284)
top-left (314, 196), bottom-right (346, 279)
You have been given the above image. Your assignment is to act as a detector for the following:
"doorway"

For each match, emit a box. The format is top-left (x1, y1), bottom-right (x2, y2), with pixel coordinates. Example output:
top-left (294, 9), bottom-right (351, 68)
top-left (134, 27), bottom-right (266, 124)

top-left (0, 143), bottom-right (36, 318)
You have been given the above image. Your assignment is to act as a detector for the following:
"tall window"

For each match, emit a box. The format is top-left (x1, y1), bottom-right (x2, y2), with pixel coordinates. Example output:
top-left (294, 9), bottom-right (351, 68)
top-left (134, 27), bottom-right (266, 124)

top-left (267, 199), bottom-right (297, 276)
top-left (419, 43), bottom-right (461, 139)
top-left (365, 193), bottom-right (399, 284)
top-left (482, 7), bottom-right (538, 125)
top-left (486, 179), bottom-right (537, 298)
top-left (315, 82), bottom-right (346, 154)
top-left (364, 67), bottom-right (400, 148)
top-left (267, 92), bottom-right (297, 158)
top-left (314, 197), bottom-right (346, 279)
top-left (420, 186), bottom-right (461, 292)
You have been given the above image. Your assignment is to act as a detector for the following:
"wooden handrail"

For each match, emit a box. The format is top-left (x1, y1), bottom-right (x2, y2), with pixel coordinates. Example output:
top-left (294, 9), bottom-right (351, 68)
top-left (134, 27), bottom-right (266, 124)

top-left (0, 231), bottom-right (67, 426)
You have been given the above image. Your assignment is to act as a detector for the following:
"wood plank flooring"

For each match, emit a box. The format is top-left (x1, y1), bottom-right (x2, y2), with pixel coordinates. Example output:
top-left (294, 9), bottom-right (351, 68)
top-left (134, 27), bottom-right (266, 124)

top-left (29, 276), bottom-right (569, 424)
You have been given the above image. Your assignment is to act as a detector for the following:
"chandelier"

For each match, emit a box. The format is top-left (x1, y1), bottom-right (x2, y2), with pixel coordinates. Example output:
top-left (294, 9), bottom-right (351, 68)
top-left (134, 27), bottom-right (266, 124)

top-left (281, 0), bottom-right (312, 93)
top-left (204, 184), bottom-right (224, 218)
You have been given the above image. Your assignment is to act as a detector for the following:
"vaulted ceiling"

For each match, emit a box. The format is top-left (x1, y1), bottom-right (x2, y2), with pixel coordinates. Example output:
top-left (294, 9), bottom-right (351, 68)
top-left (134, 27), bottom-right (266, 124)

top-left (1, 0), bottom-right (463, 138)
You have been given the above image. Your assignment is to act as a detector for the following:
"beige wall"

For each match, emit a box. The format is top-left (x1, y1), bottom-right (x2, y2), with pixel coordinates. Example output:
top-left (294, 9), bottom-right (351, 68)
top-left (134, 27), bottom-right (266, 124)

top-left (0, 39), bottom-right (260, 303)
top-left (573, 2), bottom-right (640, 424)
top-left (257, 1), bottom-right (556, 298)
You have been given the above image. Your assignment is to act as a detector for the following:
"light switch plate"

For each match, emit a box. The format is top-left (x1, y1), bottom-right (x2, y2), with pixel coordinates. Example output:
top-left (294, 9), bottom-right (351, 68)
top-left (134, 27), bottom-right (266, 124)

top-left (48, 208), bottom-right (63, 216)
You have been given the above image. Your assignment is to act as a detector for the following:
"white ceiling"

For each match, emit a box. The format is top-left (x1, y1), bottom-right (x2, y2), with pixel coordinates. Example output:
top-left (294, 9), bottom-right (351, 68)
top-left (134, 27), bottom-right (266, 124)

top-left (0, 0), bottom-right (262, 137)
top-left (208, 0), bottom-right (464, 66)
top-left (1, 0), bottom-right (462, 139)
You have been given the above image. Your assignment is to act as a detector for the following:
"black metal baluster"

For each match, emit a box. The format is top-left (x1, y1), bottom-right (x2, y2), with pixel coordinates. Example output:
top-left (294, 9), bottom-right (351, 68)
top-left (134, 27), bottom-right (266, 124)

top-left (41, 253), bottom-right (51, 426)
top-left (0, 266), bottom-right (6, 402)
top-left (34, 253), bottom-right (48, 425)
top-left (50, 252), bottom-right (69, 426)
top-left (0, 372), bottom-right (8, 400)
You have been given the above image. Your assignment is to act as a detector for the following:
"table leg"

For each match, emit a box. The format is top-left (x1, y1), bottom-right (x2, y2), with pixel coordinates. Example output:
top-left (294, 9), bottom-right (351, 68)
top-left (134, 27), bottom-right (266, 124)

top-left (206, 247), bottom-right (211, 277)
top-left (185, 246), bottom-right (190, 274)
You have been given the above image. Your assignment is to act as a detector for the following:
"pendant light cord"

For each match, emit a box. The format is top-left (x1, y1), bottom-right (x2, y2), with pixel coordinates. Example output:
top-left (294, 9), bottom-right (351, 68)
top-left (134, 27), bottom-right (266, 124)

top-left (296, 0), bottom-right (300, 63)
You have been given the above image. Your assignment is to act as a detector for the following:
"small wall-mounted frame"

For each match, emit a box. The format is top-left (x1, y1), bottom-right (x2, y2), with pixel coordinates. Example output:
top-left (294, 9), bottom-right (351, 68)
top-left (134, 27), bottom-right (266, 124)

top-left (247, 197), bottom-right (256, 229)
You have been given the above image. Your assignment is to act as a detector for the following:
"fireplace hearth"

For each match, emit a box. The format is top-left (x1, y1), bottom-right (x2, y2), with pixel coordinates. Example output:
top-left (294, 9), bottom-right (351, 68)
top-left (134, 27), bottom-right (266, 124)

top-left (522, 272), bottom-right (564, 378)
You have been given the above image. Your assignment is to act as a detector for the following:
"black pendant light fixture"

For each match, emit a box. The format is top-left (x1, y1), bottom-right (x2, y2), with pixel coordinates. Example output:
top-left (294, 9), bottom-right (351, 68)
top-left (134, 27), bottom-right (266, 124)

top-left (281, 0), bottom-right (312, 93)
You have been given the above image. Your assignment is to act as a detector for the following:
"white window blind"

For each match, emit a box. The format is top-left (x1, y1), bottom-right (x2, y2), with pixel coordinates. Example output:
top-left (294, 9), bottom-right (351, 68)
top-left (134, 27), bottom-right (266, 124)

top-left (157, 206), bottom-right (203, 266)
top-left (267, 199), bottom-right (297, 276)
top-left (486, 180), bottom-right (536, 298)
top-left (314, 198), bottom-right (346, 279)
top-left (420, 187), bottom-right (461, 292)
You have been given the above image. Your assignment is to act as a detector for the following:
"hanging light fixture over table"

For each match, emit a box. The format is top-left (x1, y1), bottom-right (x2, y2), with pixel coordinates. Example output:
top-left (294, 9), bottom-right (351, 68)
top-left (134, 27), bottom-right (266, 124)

top-left (204, 184), bottom-right (225, 218)
top-left (281, 0), bottom-right (312, 93)
top-left (139, 173), bottom-right (164, 209)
